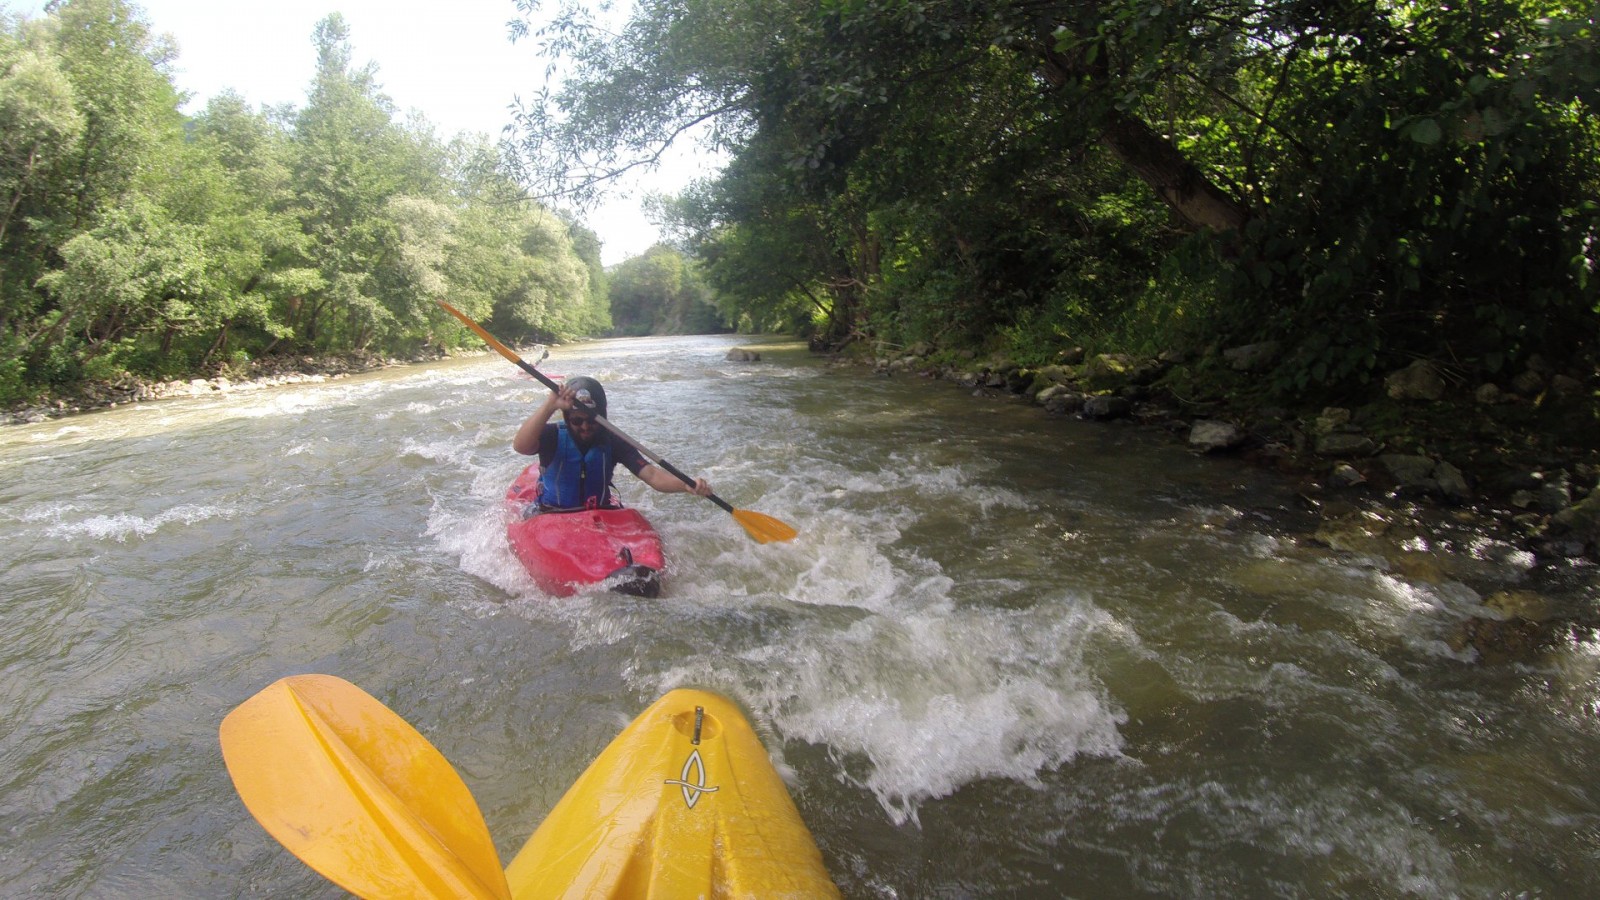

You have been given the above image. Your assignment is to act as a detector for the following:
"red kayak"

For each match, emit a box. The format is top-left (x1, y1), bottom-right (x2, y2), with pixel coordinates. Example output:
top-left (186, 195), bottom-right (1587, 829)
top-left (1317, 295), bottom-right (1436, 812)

top-left (504, 464), bottom-right (666, 597)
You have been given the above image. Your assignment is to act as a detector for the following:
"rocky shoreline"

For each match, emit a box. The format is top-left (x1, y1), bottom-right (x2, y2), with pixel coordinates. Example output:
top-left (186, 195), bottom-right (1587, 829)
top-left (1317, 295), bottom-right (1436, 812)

top-left (858, 342), bottom-right (1600, 664)
top-left (0, 349), bottom-right (457, 426)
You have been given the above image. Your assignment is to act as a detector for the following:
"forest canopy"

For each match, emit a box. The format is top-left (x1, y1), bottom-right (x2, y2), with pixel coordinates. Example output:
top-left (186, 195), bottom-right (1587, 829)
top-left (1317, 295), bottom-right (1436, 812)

top-left (0, 0), bottom-right (608, 405)
top-left (514, 0), bottom-right (1600, 399)
top-left (4, 0), bottom-right (1596, 409)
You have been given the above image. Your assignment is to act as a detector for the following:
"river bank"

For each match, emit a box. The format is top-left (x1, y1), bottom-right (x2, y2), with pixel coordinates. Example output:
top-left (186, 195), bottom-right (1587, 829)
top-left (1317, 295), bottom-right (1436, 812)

top-left (0, 348), bottom-right (462, 426)
top-left (849, 342), bottom-right (1600, 663)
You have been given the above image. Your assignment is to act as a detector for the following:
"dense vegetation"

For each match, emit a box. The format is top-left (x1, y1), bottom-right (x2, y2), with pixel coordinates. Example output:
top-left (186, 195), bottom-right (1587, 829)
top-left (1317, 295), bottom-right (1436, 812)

top-left (6, 0), bottom-right (1597, 421)
top-left (1, 0), bottom-right (608, 406)
top-left (606, 245), bottom-right (726, 336)
top-left (517, 0), bottom-right (1600, 404)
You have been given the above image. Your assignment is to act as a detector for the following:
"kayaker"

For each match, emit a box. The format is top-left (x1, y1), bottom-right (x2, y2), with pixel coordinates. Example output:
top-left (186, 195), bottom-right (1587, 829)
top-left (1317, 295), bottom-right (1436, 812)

top-left (512, 375), bottom-right (713, 510)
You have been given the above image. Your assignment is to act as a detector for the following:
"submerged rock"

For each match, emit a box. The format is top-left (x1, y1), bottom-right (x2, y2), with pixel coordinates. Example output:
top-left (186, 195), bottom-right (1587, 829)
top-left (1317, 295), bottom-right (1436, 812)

top-left (1448, 616), bottom-right (1567, 664)
top-left (1484, 589), bottom-right (1552, 621)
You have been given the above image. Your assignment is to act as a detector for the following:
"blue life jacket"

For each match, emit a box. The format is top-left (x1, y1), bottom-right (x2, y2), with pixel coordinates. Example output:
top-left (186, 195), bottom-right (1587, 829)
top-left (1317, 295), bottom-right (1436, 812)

top-left (538, 423), bottom-right (613, 509)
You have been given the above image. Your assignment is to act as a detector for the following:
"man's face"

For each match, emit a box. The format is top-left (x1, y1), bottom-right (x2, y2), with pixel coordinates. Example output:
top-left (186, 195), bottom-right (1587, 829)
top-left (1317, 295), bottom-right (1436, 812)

top-left (566, 411), bottom-right (600, 444)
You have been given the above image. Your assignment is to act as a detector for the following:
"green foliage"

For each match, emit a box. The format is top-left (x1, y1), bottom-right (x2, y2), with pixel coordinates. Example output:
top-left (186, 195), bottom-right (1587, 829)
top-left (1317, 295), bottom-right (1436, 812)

top-left (607, 245), bottom-right (727, 337)
top-left (1, 3), bottom-right (603, 404)
top-left (523, 0), bottom-right (1598, 402)
top-left (1212, 0), bottom-right (1600, 395)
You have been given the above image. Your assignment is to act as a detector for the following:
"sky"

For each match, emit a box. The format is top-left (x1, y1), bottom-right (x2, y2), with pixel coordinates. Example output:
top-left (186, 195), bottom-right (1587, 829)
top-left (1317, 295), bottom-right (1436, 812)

top-left (4, 0), bottom-right (717, 265)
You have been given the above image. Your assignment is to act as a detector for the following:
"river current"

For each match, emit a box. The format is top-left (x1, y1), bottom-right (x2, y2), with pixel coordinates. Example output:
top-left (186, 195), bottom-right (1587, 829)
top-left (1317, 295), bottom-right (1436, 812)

top-left (2, 334), bottom-right (1597, 897)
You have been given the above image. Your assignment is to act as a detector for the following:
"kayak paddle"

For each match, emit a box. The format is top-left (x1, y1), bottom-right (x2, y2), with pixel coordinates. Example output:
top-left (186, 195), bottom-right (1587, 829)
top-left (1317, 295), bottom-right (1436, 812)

top-left (219, 674), bottom-right (511, 900)
top-left (436, 299), bottom-right (797, 544)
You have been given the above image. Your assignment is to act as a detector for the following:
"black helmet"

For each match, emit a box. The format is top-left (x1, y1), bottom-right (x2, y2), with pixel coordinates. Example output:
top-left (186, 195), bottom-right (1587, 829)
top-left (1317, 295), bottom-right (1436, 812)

top-left (565, 376), bottom-right (606, 418)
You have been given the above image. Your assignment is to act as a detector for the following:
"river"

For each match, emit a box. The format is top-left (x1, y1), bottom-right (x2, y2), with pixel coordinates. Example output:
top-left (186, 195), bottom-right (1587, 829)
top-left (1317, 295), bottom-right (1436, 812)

top-left (2, 334), bottom-right (1597, 897)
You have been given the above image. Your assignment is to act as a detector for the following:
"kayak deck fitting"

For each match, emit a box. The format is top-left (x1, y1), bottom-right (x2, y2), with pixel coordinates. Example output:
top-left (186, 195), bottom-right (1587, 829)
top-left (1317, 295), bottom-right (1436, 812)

top-left (506, 689), bottom-right (838, 898)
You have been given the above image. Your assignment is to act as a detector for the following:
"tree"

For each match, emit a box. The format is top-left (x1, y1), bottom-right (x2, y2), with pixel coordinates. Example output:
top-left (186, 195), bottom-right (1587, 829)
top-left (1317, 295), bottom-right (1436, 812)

top-left (0, 22), bottom-right (82, 282)
top-left (7, 0), bottom-right (185, 384)
top-left (607, 245), bottom-right (723, 336)
top-left (514, 0), bottom-right (1600, 390)
top-left (289, 13), bottom-right (449, 351)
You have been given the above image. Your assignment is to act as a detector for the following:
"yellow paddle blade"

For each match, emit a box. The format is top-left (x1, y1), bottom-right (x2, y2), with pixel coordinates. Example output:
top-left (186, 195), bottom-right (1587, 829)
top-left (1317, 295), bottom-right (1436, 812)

top-left (437, 300), bottom-right (524, 367)
top-left (732, 508), bottom-right (798, 544)
top-left (219, 675), bottom-right (510, 900)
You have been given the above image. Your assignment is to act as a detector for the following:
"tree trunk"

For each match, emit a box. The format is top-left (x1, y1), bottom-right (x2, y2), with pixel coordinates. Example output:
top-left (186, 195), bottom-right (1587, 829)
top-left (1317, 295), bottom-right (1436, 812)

top-left (200, 323), bottom-right (229, 368)
top-left (1096, 109), bottom-right (1250, 233)
top-left (1037, 39), bottom-right (1249, 234)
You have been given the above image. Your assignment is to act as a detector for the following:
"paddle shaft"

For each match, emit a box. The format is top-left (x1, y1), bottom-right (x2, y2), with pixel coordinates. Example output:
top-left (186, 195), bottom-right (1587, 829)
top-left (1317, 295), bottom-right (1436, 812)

top-left (446, 304), bottom-right (734, 513)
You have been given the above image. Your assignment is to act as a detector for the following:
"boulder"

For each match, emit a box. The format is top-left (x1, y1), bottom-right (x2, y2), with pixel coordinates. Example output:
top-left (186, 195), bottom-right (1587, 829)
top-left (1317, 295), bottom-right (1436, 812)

top-left (1084, 353), bottom-right (1160, 388)
top-left (1551, 374), bottom-right (1584, 396)
top-left (1043, 392), bottom-right (1086, 415)
top-left (1313, 407), bottom-right (1352, 434)
top-left (1314, 433), bottom-right (1377, 457)
top-left (1036, 384), bottom-right (1070, 404)
top-left (1549, 488), bottom-right (1600, 550)
top-left (1511, 370), bottom-right (1545, 395)
top-left (1081, 395), bottom-right (1132, 420)
top-left (1222, 341), bottom-right (1280, 372)
top-left (1380, 454), bottom-right (1439, 491)
top-left (726, 348), bottom-right (762, 362)
top-left (1385, 360), bottom-right (1445, 401)
top-left (1434, 461), bottom-right (1472, 502)
top-left (1188, 420), bottom-right (1246, 453)
top-left (1474, 383), bottom-right (1504, 405)
top-left (1329, 463), bottom-right (1367, 488)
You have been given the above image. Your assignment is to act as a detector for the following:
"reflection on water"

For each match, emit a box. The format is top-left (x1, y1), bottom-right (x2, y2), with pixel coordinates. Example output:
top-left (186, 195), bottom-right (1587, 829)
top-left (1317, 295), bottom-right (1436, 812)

top-left (1, 336), bottom-right (1597, 897)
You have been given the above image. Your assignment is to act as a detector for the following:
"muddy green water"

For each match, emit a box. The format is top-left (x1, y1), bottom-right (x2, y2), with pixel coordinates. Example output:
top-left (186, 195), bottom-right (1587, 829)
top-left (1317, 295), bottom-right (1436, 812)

top-left (2, 335), bottom-right (1597, 897)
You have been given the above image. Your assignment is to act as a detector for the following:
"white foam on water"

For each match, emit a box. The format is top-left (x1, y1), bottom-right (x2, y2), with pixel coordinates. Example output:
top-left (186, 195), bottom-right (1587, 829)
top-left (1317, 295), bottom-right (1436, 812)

top-left (426, 476), bottom-right (534, 598)
top-left (657, 599), bottom-right (1127, 825)
top-left (14, 500), bottom-right (88, 524)
top-left (1113, 776), bottom-right (1459, 896)
top-left (41, 503), bottom-right (237, 543)
top-left (400, 437), bottom-right (481, 469)
top-left (375, 400), bottom-right (443, 420)
top-left (413, 376), bottom-right (1140, 828)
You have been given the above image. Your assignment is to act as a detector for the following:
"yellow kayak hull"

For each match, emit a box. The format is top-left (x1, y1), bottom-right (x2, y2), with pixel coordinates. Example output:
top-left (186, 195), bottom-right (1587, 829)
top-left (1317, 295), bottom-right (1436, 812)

top-left (505, 689), bottom-right (839, 899)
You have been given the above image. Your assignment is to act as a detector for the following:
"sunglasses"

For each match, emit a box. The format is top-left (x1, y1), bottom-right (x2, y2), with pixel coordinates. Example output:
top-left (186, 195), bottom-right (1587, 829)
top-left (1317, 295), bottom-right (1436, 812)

top-left (567, 415), bottom-right (598, 428)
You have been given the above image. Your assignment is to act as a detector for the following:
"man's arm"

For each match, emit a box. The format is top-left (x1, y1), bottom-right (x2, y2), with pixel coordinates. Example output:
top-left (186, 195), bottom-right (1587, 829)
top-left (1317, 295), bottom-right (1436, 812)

top-left (513, 389), bottom-right (569, 455)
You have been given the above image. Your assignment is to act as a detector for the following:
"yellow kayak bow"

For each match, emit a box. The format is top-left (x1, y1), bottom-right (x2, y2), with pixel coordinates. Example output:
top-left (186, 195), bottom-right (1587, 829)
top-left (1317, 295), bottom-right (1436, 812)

top-left (220, 675), bottom-right (838, 899)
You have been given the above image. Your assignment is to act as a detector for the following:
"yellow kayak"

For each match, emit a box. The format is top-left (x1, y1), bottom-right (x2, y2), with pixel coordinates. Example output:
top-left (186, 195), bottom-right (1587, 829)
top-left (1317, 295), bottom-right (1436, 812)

top-left (506, 689), bottom-right (839, 899)
top-left (219, 675), bottom-right (838, 899)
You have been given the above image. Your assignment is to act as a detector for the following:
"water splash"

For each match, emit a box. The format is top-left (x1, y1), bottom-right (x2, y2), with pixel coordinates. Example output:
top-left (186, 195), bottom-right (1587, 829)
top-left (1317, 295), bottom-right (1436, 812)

top-left (40, 504), bottom-right (237, 543)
